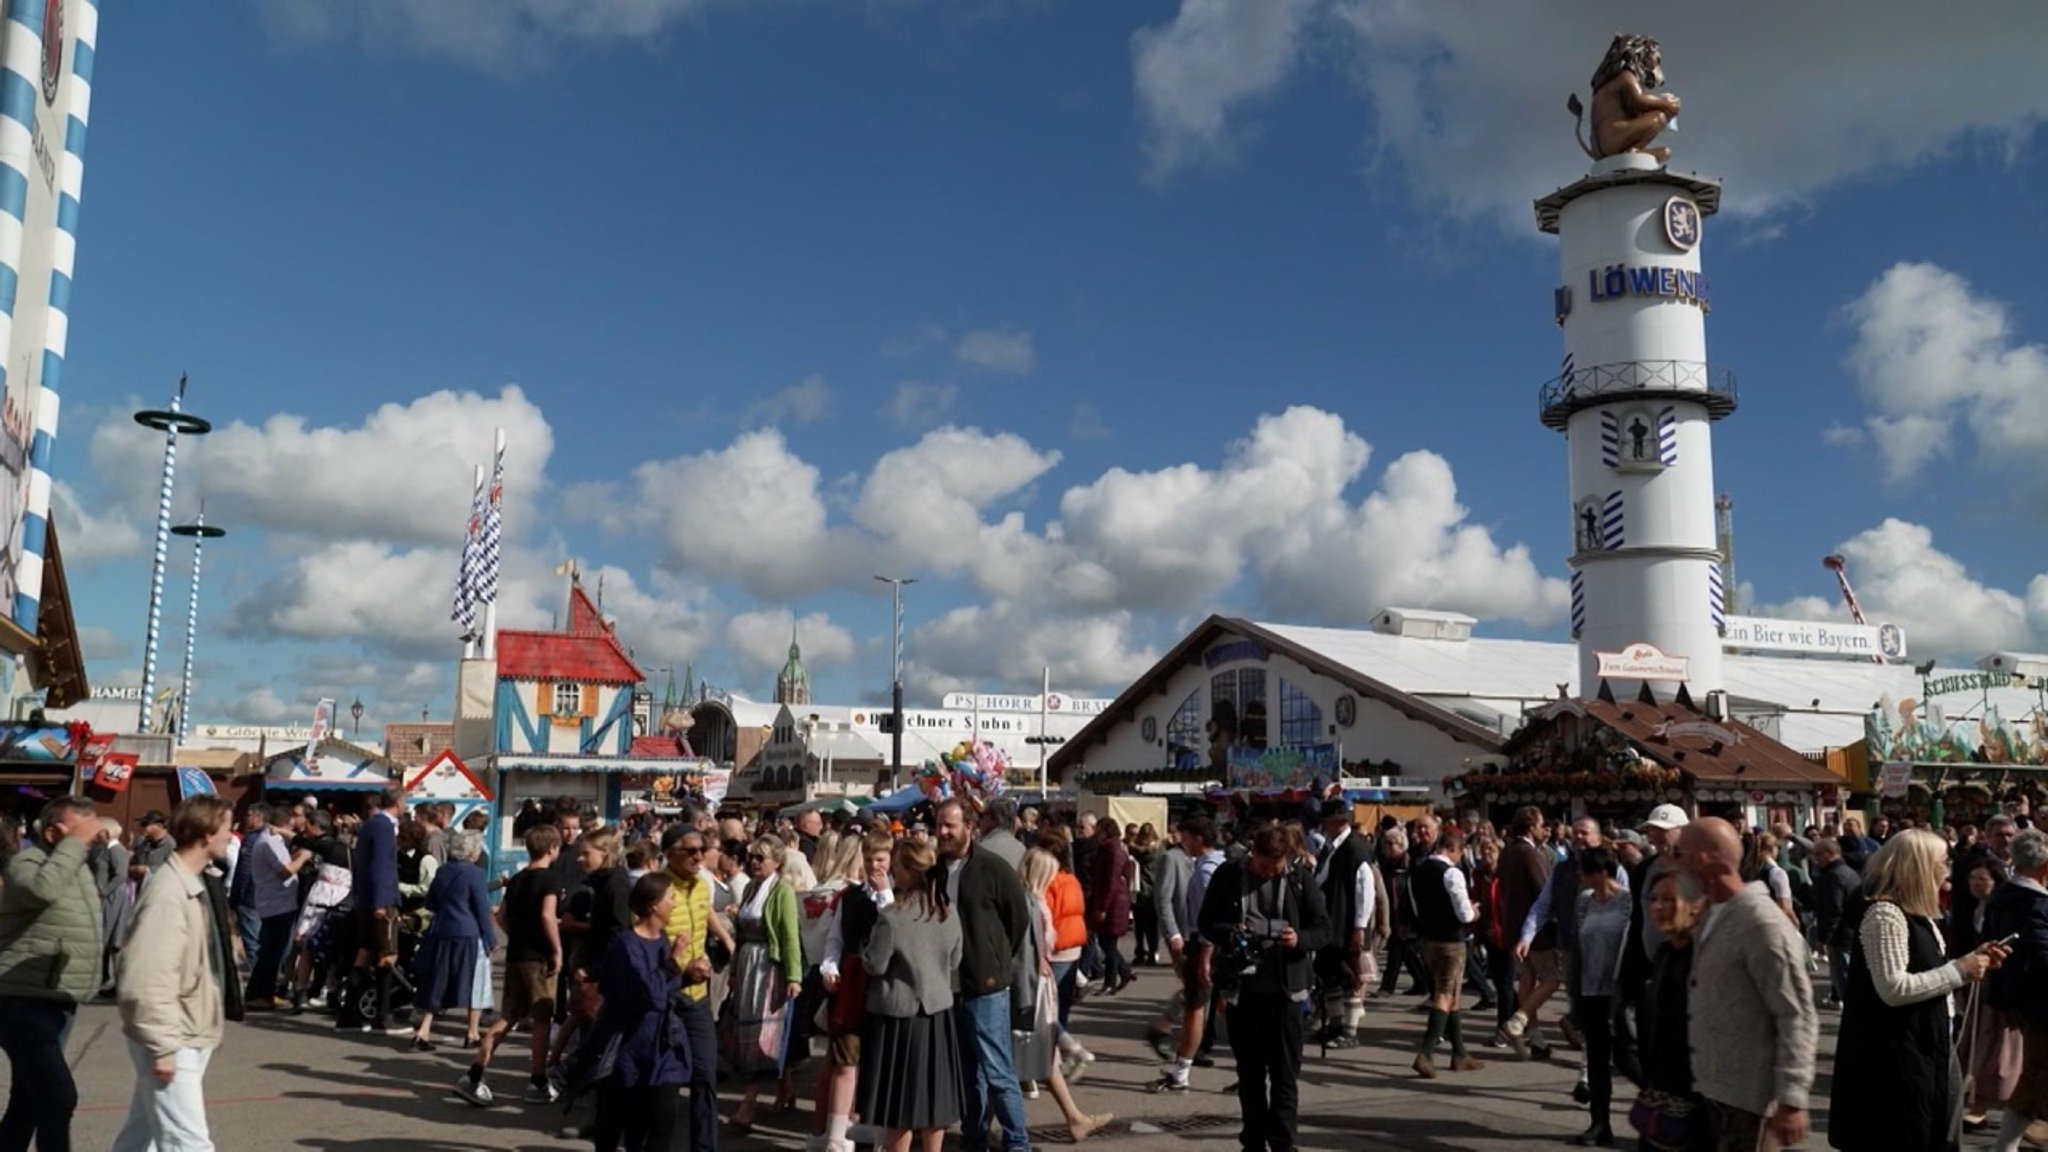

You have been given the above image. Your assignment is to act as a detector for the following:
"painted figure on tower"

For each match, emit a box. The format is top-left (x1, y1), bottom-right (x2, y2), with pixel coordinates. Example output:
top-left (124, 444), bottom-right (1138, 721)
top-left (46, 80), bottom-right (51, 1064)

top-left (1567, 34), bottom-right (1681, 164)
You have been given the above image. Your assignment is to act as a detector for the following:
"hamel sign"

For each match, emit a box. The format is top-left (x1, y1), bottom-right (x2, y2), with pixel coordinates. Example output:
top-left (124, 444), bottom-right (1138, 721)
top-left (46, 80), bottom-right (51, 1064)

top-left (1594, 643), bottom-right (1691, 682)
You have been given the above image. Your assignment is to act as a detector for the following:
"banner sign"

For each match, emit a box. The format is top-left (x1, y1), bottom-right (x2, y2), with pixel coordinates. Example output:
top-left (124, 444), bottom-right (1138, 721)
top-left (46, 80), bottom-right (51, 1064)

top-left (174, 766), bottom-right (216, 798)
top-left (96, 752), bottom-right (137, 794)
top-left (1722, 615), bottom-right (1906, 661)
top-left (938, 693), bottom-right (1113, 716)
top-left (1226, 743), bottom-right (1339, 793)
top-left (1594, 643), bottom-right (1691, 682)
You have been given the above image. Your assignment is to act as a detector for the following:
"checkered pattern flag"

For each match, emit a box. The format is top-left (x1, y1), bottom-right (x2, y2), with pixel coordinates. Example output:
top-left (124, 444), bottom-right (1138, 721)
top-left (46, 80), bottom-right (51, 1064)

top-left (451, 471), bottom-right (485, 638)
top-left (476, 448), bottom-right (504, 605)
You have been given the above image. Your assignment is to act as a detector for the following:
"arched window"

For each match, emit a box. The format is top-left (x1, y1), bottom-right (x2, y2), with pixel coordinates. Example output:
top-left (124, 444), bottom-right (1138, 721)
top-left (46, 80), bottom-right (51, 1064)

top-left (1165, 688), bottom-right (1204, 769)
top-left (1278, 679), bottom-right (1322, 747)
top-left (1211, 668), bottom-right (1267, 749)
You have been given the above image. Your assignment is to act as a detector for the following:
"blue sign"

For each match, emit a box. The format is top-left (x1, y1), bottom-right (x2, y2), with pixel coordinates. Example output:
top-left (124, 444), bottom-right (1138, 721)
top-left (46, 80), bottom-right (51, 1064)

top-left (1588, 264), bottom-right (1710, 311)
top-left (175, 766), bottom-right (216, 798)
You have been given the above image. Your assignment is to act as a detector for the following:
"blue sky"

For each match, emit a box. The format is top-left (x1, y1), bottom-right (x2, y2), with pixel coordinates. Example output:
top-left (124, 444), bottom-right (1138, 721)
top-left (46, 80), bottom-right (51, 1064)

top-left (49, 1), bottom-right (2048, 731)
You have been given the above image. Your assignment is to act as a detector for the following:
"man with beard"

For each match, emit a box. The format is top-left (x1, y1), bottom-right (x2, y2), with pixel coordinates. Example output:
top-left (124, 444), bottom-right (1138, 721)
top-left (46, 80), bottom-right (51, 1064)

top-left (933, 799), bottom-right (1033, 1152)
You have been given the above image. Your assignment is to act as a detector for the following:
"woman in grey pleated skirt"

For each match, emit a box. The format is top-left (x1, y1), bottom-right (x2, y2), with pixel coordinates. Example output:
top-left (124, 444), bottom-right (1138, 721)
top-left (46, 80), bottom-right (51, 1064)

top-left (857, 839), bottom-right (965, 1150)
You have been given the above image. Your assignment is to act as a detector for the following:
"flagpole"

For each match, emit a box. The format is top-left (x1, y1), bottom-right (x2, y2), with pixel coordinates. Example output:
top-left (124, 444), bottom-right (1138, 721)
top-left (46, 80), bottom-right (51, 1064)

top-left (482, 427), bottom-right (505, 659)
top-left (462, 464), bottom-right (483, 660)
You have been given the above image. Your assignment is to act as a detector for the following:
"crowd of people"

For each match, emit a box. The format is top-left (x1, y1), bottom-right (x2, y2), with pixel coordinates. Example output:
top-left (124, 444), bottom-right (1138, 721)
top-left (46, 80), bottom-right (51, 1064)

top-left (8, 788), bottom-right (2048, 1151)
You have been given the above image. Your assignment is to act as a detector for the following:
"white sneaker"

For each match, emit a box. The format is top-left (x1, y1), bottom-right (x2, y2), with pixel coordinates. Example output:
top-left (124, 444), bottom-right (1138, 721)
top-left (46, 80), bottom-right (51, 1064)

top-left (1503, 1010), bottom-right (1528, 1038)
top-left (455, 1077), bottom-right (494, 1107)
top-left (1023, 1080), bottom-right (1040, 1099)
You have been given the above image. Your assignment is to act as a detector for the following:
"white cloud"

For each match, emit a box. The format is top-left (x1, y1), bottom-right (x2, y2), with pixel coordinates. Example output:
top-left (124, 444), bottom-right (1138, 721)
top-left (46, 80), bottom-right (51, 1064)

top-left (572, 564), bottom-right (719, 669)
top-left (1842, 262), bottom-right (2048, 493)
top-left (618, 428), bottom-right (862, 600)
top-left (1069, 404), bottom-right (1111, 441)
top-left (88, 386), bottom-right (552, 547)
top-left (1752, 519), bottom-right (2048, 661)
top-left (954, 329), bottom-right (1035, 375)
top-left (906, 602), bottom-right (1159, 700)
top-left (747, 374), bottom-right (831, 425)
top-left (1132, 0), bottom-right (1318, 179)
top-left (223, 542), bottom-right (461, 653)
top-left (889, 381), bottom-right (958, 429)
top-left (1136, 2), bottom-right (2048, 219)
top-left (263, 0), bottom-right (716, 68)
top-left (725, 608), bottom-right (856, 686)
top-left (854, 426), bottom-right (1063, 589)
top-left (49, 480), bottom-right (143, 568)
top-left (223, 685), bottom-right (298, 725)
top-left (77, 626), bottom-right (129, 661)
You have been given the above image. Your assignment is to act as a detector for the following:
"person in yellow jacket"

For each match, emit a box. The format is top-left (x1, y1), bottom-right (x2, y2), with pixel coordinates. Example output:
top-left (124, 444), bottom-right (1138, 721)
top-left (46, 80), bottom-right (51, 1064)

top-left (114, 795), bottom-right (238, 1152)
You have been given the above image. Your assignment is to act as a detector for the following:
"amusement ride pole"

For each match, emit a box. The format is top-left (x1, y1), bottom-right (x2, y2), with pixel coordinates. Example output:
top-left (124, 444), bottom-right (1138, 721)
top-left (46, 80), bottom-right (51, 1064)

top-left (169, 504), bottom-right (226, 740)
top-left (134, 377), bottom-right (212, 733)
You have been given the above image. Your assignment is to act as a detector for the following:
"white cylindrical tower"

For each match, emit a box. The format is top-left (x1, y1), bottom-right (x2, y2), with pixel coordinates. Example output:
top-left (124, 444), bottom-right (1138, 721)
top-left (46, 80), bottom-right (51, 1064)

top-left (1536, 153), bottom-right (1731, 702)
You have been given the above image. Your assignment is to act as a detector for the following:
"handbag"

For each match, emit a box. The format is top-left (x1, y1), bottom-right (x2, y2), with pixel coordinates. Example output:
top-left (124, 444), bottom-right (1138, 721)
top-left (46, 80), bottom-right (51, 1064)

top-left (1627, 1088), bottom-right (1697, 1151)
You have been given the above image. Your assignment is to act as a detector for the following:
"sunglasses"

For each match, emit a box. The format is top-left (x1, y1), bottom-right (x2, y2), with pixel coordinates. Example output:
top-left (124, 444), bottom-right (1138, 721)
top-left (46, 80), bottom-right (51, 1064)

top-left (747, 854), bottom-right (771, 863)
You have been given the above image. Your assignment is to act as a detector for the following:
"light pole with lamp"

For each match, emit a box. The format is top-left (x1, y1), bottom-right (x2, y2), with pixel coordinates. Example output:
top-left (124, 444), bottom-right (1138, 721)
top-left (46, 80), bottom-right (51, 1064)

top-left (350, 696), bottom-right (364, 737)
top-left (874, 575), bottom-right (916, 787)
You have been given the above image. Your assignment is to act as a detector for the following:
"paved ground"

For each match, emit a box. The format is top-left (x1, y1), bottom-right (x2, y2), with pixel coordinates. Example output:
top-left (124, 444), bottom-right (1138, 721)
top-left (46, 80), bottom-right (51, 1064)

top-left (8, 967), bottom-right (1862, 1150)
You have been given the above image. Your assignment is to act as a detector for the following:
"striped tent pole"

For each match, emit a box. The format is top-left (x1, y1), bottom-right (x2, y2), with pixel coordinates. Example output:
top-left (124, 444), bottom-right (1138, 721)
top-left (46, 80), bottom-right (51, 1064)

top-left (134, 378), bottom-right (210, 733)
top-left (170, 504), bottom-right (224, 739)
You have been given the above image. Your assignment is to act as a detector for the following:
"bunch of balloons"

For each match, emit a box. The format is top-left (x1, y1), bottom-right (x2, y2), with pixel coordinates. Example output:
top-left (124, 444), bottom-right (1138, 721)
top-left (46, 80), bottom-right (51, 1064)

top-left (944, 739), bottom-right (1009, 810)
top-left (914, 759), bottom-right (951, 801)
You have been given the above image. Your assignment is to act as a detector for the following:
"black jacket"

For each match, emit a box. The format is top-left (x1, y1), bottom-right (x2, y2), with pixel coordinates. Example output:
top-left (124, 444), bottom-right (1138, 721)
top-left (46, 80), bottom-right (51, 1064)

top-left (1986, 879), bottom-right (2048, 1023)
top-left (1814, 859), bottom-right (1861, 950)
top-left (1195, 859), bottom-right (1332, 997)
top-left (932, 845), bottom-right (1030, 998)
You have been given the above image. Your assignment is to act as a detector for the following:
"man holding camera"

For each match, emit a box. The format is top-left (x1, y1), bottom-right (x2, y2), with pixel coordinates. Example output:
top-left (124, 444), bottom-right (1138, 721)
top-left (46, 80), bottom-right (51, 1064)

top-left (1198, 824), bottom-right (1331, 1152)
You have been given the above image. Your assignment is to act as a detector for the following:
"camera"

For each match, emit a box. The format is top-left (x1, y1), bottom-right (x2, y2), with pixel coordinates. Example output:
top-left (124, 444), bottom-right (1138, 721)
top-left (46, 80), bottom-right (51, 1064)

top-left (1212, 924), bottom-right (1286, 992)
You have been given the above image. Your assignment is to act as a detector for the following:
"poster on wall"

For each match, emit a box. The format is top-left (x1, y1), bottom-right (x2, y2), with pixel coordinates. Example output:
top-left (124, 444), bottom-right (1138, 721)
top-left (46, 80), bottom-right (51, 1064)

top-left (1227, 744), bottom-right (1339, 792)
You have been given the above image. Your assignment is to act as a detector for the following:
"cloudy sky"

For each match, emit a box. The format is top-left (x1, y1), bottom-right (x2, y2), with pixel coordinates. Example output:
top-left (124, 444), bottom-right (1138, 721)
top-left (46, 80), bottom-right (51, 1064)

top-left (53, 0), bottom-right (2048, 730)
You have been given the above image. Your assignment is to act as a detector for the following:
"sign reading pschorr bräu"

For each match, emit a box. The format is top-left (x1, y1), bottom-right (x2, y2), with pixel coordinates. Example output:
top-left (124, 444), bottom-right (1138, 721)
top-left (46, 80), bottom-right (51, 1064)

top-left (0, 0), bottom-right (89, 644)
top-left (1720, 615), bottom-right (1907, 661)
top-left (1594, 642), bottom-right (1691, 682)
top-left (938, 692), bottom-right (1113, 716)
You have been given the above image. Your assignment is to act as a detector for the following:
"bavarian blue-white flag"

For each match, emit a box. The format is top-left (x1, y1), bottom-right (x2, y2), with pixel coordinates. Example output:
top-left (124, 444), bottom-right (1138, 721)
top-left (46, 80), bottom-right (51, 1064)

top-left (451, 469), bottom-right (485, 638)
top-left (175, 766), bottom-right (216, 799)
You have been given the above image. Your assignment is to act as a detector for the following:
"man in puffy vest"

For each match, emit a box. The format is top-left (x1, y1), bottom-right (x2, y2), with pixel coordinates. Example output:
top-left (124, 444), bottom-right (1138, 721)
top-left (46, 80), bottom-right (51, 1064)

top-left (0, 794), bottom-right (105, 1150)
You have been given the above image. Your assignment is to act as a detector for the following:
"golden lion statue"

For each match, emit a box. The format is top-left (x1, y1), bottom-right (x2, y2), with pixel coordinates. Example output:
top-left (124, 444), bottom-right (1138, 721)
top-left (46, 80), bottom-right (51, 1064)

top-left (1567, 34), bottom-right (1682, 164)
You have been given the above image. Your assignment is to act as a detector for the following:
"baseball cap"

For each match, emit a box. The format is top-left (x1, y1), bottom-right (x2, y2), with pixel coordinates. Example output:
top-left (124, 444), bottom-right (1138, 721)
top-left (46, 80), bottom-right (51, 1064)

top-left (1613, 829), bottom-right (1647, 849)
top-left (1641, 804), bottom-right (1690, 832)
top-left (137, 810), bottom-right (167, 827)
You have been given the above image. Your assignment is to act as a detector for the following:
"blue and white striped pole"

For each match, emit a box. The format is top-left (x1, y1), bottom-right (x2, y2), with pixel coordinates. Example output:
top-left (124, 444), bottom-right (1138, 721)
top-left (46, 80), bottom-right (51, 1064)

top-left (170, 505), bottom-right (225, 739)
top-left (134, 379), bottom-right (210, 733)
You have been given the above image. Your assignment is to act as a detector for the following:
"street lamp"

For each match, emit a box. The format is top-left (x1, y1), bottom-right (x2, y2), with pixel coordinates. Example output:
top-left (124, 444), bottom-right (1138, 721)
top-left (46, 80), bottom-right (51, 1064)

top-left (874, 575), bottom-right (916, 786)
top-left (349, 695), bottom-right (364, 736)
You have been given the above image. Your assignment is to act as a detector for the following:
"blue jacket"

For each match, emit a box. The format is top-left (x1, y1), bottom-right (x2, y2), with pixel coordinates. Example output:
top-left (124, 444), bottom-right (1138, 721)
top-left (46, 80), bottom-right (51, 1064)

top-left (352, 811), bottom-right (400, 912)
top-left (422, 860), bottom-right (496, 947)
top-left (596, 931), bottom-right (691, 1087)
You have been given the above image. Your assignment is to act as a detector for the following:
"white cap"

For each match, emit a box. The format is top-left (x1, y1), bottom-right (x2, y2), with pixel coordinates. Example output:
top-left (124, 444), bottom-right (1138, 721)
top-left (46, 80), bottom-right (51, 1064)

top-left (1641, 804), bottom-right (1691, 831)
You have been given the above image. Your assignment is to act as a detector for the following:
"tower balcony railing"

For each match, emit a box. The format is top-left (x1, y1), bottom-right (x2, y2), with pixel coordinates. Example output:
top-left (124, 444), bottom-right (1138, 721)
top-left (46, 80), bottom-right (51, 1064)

top-left (1538, 359), bottom-right (1738, 430)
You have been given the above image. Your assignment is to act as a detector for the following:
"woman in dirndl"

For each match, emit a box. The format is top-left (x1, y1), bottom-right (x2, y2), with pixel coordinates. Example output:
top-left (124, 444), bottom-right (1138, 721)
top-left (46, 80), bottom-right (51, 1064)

top-left (723, 834), bottom-right (805, 1133)
top-left (409, 830), bottom-right (496, 1051)
top-left (860, 837), bottom-right (964, 1152)
top-left (1019, 848), bottom-right (1112, 1142)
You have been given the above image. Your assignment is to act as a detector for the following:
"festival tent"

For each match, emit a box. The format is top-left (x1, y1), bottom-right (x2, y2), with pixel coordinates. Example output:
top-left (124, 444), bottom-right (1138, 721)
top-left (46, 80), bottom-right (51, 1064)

top-left (865, 784), bottom-right (930, 815)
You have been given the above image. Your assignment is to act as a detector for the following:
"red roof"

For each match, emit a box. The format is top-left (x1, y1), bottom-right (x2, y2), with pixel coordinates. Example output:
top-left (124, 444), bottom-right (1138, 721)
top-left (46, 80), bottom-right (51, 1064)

top-left (628, 735), bottom-right (695, 758)
top-left (496, 586), bottom-right (644, 685)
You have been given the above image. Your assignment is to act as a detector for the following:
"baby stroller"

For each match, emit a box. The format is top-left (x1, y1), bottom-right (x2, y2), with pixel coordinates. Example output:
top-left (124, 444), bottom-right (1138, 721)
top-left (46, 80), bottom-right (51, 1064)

top-left (342, 918), bottom-right (421, 1028)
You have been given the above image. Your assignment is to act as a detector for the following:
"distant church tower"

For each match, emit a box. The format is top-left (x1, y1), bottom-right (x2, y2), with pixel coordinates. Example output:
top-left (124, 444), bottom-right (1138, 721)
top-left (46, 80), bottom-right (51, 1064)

top-left (1536, 150), bottom-right (1731, 703)
top-left (776, 628), bottom-right (811, 706)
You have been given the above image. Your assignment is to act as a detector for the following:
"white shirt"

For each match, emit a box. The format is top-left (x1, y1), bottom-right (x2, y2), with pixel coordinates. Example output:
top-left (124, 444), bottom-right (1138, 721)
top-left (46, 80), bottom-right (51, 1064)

top-left (821, 884), bottom-right (893, 979)
top-left (1315, 828), bottom-right (1378, 932)
top-left (1438, 853), bottom-right (1477, 925)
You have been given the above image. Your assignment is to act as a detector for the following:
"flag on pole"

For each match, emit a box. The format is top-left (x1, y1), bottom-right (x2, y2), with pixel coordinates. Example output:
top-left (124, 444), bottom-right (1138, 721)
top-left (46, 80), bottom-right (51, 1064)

top-left (452, 469), bottom-right (485, 638)
top-left (476, 446), bottom-right (504, 606)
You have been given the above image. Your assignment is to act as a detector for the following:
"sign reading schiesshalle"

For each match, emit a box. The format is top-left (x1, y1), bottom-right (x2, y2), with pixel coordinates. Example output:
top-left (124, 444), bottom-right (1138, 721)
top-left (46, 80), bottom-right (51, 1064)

top-left (1595, 643), bottom-right (1691, 682)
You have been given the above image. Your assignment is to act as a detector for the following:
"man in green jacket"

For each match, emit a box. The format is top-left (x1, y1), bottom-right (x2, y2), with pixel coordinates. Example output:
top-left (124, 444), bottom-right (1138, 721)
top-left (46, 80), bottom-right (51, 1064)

top-left (0, 794), bottom-right (105, 1150)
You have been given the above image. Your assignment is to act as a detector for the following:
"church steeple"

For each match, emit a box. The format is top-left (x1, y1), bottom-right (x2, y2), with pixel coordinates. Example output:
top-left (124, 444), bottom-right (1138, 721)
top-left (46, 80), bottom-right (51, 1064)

top-left (776, 625), bottom-right (811, 706)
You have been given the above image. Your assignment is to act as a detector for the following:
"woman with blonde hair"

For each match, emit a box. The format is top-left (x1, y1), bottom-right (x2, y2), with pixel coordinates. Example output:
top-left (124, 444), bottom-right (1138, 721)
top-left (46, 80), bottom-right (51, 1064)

top-left (1829, 828), bottom-right (2007, 1151)
top-left (1018, 848), bottom-right (1112, 1140)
